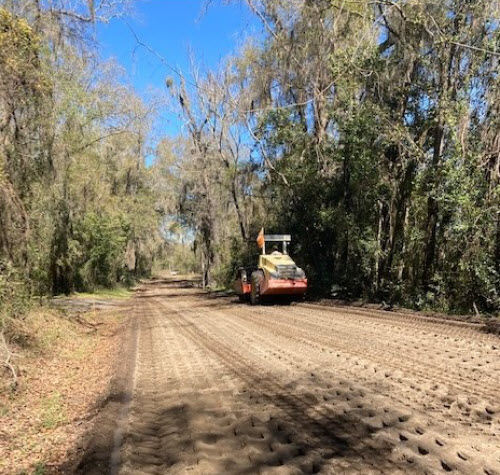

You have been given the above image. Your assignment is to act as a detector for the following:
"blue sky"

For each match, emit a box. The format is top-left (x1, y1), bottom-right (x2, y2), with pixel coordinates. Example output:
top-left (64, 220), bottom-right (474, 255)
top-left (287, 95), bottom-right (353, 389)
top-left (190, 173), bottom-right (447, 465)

top-left (97, 0), bottom-right (259, 138)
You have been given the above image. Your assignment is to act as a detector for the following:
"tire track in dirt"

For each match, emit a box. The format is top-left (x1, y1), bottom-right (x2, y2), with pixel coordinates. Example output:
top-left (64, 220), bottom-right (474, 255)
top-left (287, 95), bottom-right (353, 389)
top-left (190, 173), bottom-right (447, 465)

top-left (225, 302), bottom-right (499, 446)
top-left (110, 304), bottom-right (141, 475)
top-left (112, 279), bottom-right (499, 474)
top-left (162, 293), bottom-right (499, 423)
top-left (298, 303), bottom-right (488, 334)
top-left (155, 298), bottom-right (406, 474)
top-left (267, 304), bottom-right (498, 376)
top-left (220, 304), bottom-right (499, 456)
top-left (240, 303), bottom-right (500, 405)
top-left (154, 291), bottom-right (499, 474)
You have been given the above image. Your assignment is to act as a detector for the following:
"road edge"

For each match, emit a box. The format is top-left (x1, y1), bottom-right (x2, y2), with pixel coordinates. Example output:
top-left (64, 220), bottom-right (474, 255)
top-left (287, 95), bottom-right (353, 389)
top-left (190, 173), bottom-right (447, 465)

top-left (57, 310), bottom-right (138, 474)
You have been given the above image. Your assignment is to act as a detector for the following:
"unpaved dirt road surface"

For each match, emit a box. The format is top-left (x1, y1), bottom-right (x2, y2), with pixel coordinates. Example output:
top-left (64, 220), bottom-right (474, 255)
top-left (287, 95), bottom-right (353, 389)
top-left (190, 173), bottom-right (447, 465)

top-left (110, 278), bottom-right (499, 474)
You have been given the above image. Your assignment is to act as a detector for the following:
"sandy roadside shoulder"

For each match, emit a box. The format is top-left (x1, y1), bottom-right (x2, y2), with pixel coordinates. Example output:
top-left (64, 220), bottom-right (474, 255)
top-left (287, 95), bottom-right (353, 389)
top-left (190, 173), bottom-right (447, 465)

top-left (0, 298), bottom-right (132, 475)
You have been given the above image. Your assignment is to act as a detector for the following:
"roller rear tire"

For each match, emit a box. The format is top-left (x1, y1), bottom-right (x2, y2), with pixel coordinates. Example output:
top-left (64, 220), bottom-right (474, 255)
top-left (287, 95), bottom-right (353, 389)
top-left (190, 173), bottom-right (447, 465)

top-left (250, 270), bottom-right (264, 305)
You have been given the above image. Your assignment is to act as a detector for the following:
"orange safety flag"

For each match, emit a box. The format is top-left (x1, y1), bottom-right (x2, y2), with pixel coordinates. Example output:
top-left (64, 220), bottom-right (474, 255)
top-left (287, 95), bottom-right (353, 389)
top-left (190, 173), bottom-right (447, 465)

top-left (256, 228), bottom-right (265, 249)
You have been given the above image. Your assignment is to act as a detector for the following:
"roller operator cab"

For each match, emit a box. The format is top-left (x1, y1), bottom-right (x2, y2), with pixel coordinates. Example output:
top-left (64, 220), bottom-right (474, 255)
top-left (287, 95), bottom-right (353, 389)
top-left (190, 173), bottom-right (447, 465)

top-left (234, 232), bottom-right (307, 305)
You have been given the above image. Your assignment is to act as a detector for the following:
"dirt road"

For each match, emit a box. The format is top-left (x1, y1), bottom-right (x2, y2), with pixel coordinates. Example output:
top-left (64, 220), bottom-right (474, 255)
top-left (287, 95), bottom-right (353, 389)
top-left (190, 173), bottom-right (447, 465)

top-left (86, 278), bottom-right (499, 474)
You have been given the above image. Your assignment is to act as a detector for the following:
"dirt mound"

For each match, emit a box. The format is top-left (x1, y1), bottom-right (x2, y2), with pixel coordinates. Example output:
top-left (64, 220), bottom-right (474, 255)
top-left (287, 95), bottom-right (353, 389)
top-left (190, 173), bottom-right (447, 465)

top-left (483, 319), bottom-right (500, 336)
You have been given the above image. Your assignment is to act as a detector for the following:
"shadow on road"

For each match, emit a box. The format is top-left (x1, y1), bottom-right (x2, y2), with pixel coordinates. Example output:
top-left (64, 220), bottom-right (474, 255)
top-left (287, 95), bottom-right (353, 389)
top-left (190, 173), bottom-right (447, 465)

top-left (115, 374), bottom-right (405, 474)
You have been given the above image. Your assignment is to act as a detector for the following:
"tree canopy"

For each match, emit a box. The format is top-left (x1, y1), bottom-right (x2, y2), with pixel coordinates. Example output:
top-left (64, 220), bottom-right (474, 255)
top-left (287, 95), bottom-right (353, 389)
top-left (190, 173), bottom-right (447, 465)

top-left (0, 0), bottom-right (162, 323)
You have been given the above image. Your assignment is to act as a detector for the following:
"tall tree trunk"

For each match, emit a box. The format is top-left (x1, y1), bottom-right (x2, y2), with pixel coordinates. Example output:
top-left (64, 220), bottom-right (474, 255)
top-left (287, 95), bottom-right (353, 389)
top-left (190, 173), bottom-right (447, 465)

top-left (384, 160), bottom-right (416, 282)
top-left (422, 121), bottom-right (444, 290)
top-left (341, 153), bottom-right (351, 281)
top-left (231, 176), bottom-right (248, 241)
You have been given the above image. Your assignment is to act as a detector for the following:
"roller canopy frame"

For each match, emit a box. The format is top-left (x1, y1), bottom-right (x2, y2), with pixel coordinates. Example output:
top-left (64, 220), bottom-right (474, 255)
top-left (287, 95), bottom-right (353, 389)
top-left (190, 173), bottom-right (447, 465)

top-left (264, 235), bottom-right (291, 242)
top-left (261, 234), bottom-right (292, 255)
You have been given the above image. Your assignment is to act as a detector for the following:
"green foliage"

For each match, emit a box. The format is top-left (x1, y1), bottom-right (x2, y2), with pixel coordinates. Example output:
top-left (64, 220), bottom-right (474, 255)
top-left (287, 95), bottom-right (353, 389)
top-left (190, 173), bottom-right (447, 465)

top-left (74, 287), bottom-right (132, 299)
top-left (40, 392), bottom-right (66, 429)
top-left (76, 212), bottom-right (128, 289)
top-left (0, 3), bottom-right (166, 319)
top-left (0, 8), bottom-right (49, 94)
top-left (205, 0), bottom-right (500, 314)
top-left (154, 242), bottom-right (199, 275)
top-left (33, 463), bottom-right (46, 475)
top-left (0, 261), bottom-right (31, 328)
top-left (214, 237), bottom-right (260, 288)
top-left (3, 0), bottom-right (500, 318)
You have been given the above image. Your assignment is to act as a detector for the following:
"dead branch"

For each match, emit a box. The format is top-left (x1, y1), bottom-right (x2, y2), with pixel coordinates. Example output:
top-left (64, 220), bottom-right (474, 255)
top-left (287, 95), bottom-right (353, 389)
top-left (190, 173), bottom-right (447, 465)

top-left (245, 116), bottom-right (290, 187)
top-left (74, 314), bottom-right (104, 330)
top-left (0, 332), bottom-right (18, 391)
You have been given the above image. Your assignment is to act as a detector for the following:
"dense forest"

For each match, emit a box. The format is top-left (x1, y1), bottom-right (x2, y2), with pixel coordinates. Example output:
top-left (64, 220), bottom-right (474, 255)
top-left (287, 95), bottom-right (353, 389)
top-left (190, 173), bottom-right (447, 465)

top-left (1, 0), bottom-right (500, 321)
top-left (169, 0), bottom-right (500, 314)
top-left (0, 0), bottom-right (164, 322)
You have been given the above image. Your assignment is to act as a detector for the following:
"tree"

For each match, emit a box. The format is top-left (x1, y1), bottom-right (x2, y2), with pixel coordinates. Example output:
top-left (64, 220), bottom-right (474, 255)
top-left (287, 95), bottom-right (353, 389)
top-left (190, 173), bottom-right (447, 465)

top-left (0, 0), bottom-right (164, 311)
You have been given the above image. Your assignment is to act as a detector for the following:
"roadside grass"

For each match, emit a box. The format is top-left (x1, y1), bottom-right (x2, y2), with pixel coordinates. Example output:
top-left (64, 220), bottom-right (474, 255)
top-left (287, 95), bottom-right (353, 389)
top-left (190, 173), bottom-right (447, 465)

top-left (40, 393), bottom-right (67, 429)
top-left (0, 304), bottom-right (125, 473)
top-left (33, 463), bottom-right (47, 475)
top-left (73, 286), bottom-right (132, 299)
top-left (48, 285), bottom-right (133, 303)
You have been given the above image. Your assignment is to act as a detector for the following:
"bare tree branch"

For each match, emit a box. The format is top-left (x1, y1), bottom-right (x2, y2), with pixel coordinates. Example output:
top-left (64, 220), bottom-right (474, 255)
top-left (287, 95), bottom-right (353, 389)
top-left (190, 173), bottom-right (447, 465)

top-left (0, 332), bottom-right (18, 391)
